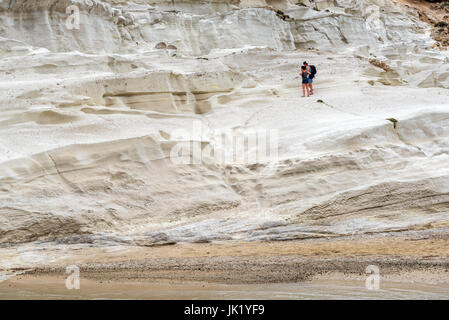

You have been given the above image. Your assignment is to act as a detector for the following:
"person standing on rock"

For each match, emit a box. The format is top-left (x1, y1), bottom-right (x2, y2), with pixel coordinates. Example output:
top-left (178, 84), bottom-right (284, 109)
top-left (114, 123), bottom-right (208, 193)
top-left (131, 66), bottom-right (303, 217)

top-left (300, 66), bottom-right (311, 97)
top-left (303, 61), bottom-right (315, 95)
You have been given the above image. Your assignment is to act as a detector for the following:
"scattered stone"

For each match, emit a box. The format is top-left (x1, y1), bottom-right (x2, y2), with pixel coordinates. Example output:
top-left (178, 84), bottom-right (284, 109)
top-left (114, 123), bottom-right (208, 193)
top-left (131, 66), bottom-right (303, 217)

top-left (136, 233), bottom-right (176, 247)
top-left (155, 42), bottom-right (167, 49)
top-left (369, 58), bottom-right (393, 72)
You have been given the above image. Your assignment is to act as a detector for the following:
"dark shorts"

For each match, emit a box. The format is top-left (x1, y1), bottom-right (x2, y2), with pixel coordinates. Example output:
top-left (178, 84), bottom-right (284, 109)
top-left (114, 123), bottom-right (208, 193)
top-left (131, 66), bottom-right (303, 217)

top-left (302, 79), bottom-right (309, 84)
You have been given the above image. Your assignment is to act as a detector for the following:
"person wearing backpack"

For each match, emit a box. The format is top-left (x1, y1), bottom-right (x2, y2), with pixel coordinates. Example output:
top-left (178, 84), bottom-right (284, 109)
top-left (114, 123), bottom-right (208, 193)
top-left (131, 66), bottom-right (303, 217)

top-left (303, 62), bottom-right (317, 95)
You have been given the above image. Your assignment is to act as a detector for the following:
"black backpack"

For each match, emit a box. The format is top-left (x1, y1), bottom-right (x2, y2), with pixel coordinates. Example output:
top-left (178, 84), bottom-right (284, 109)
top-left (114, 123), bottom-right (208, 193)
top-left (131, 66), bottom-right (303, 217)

top-left (310, 65), bottom-right (317, 75)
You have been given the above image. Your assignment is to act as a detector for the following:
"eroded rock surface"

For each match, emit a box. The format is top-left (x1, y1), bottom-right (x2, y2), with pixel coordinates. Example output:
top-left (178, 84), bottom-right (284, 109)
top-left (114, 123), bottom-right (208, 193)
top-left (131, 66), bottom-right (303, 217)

top-left (0, 0), bottom-right (449, 247)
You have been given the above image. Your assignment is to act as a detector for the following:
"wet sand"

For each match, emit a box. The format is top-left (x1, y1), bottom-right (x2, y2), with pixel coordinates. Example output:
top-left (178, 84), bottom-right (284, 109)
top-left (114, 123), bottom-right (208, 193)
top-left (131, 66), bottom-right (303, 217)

top-left (1, 275), bottom-right (448, 300)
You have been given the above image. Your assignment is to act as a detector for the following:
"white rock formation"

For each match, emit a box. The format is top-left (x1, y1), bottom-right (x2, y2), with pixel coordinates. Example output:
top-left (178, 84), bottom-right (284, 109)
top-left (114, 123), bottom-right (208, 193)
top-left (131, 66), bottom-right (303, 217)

top-left (0, 0), bottom-right (449, 246)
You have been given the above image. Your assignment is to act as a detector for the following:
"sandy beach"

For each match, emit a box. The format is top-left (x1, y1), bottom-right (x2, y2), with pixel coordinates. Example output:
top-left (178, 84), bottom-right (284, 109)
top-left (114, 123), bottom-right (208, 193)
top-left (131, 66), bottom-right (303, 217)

top-left (1, 231), bottom-right (448, 299)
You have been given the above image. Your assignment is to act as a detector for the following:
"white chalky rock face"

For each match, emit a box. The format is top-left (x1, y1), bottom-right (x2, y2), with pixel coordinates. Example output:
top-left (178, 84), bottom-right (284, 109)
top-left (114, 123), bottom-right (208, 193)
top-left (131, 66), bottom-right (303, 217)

top-left (0, 0), bottom-right (449, 246)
